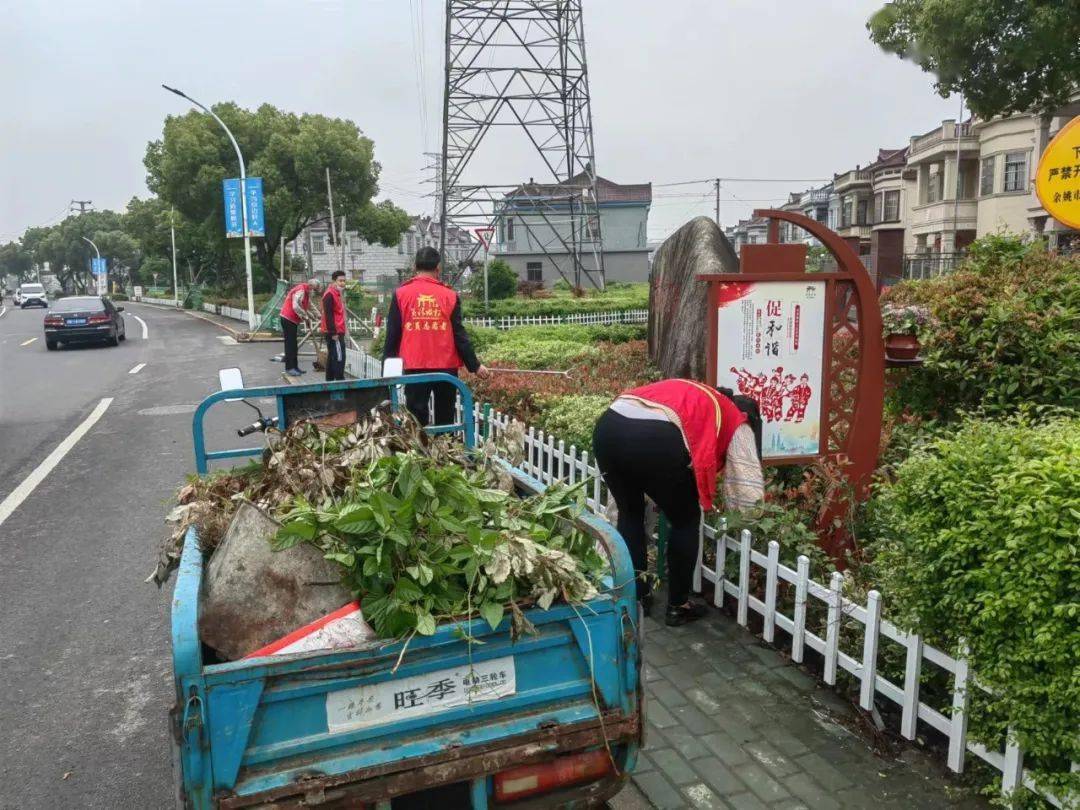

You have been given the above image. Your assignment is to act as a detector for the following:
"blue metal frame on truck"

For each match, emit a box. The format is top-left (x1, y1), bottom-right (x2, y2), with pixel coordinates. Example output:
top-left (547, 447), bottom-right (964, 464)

top-left (191, 374), bottom-right (476, 474)
top-left (175, 375), bottom-right (641, 809)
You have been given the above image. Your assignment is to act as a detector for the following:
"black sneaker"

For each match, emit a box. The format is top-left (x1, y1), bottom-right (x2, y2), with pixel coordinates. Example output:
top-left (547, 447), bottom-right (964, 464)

top-left (665, 601), bottom-right (708, 627)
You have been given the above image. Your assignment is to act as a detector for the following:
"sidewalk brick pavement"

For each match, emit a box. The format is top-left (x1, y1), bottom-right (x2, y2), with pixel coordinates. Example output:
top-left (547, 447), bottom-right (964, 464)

top-left (623, 603), bottom-right (988, 810)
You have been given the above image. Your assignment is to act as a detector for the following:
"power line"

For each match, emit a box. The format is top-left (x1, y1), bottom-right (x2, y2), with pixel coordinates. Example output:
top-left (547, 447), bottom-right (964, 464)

top-left (653, 176), bottom-right (832, 187)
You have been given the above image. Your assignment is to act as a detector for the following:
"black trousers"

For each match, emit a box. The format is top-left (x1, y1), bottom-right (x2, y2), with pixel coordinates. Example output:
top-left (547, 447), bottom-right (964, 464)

top-left (325, 335), bottom-right (346, 381)
top-left (592, 409), bottom-right (702, 607)
top-left (280, 316), bottom-right (299, 370)
top-left (404, 369), bottom-right (459, 426)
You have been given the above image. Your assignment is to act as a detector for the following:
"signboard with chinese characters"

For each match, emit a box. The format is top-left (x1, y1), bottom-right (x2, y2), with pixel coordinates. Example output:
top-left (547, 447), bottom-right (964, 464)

top-left (90, 257), bottom-right (107, 276)
top-left (244, 177), bottom-right (265, 237)
top-left (325, 655), bottom-right (516, 733)
top-left (713, 280), bottom-right (826, 459)
top-left (1035, 114), bottom-right (1080, 230)
top-left (223, 178), bottom-right (243, 238)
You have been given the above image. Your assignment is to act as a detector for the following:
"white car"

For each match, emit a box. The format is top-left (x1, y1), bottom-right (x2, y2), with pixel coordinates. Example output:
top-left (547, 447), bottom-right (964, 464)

top-left (16, 283), bottom-right (48, 308)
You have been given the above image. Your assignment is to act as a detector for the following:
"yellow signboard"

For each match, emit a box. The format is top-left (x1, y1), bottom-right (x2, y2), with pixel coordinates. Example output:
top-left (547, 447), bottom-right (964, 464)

top-left (1035, 114), bottom-right (1080, 230)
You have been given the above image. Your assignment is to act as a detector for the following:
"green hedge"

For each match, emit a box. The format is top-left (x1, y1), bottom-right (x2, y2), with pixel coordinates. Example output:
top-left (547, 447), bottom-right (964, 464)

top-left (867, 414), bottom-right (1080, 800)
top-left (533, 395), bottom-right (611, 450)
top-left (882, 239), bottom-right (1080, 419)
top-left (461, 282), bottom-right (648, 317)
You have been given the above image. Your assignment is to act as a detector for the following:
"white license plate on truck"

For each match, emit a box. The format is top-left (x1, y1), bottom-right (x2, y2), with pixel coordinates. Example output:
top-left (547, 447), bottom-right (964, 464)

top-left (326, 656), bottom-right (517, 733)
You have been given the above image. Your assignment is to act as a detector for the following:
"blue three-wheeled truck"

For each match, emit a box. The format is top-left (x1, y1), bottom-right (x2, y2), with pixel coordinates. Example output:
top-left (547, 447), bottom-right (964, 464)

top-left (172, 374), bottom-right (642, 808)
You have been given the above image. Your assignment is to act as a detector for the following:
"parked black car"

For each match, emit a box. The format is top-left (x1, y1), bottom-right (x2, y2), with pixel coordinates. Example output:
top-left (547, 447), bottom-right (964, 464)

top-left (44, 296), bottom-right (126, 350)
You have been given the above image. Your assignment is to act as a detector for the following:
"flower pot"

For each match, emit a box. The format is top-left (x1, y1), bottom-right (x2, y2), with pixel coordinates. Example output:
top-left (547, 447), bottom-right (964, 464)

top-left (885, 332), bottom-right (920, 361)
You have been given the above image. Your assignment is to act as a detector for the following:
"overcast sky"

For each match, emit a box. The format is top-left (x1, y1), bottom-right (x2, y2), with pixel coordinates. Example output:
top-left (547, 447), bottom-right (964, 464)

top-left (0, 0), bottom-right (962, 244)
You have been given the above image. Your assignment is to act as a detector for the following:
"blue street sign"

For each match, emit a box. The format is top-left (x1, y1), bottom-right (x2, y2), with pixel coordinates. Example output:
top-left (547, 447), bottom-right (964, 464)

top-left (222, 177), bottom-right (265, 238)
top-left (91, 257), bottom-right (107, 276)
top-left (223, 178), bottom-right (243, 238)
top-left (244, 177), bottom-right (265, 237)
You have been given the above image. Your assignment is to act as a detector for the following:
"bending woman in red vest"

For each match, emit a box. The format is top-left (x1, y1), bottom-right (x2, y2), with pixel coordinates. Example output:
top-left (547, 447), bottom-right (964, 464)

top-left (383, 247), bottom-right (488, 425)
top-left (593, 379), bottom-right (764, 626)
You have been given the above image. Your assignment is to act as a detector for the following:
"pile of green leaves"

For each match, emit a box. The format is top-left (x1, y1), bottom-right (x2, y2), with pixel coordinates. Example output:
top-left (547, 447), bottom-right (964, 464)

top-left (273, 452), bottom-right (607, 640)
top-left (866, 413), bottom-right (1080, 800)
top-left (881, 238), bottom-right (1080, 419)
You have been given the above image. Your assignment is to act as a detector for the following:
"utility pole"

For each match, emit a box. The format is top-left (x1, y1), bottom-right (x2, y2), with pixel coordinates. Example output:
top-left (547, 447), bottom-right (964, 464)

top-left (170, 208), bottom-right (179, 307)
top-left (325, 167), bottom-right (338, 251)
top-left (714, 179), bottom-right (721, 225)
top-left (279, 235), bottom-right (285, 281)
top-left (70, 200), bottom-right (93, 215)
top-left (162, 85), bottom-right (257, 330)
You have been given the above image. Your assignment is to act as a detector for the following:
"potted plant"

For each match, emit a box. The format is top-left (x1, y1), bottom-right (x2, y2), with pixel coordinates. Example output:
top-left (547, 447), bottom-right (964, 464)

top-left (881, 304), bottom-right (928, 361)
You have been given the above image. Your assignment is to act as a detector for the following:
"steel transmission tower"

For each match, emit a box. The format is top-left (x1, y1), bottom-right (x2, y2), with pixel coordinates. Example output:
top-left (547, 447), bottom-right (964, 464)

top-left (439, 0), bottom-right (604, 288)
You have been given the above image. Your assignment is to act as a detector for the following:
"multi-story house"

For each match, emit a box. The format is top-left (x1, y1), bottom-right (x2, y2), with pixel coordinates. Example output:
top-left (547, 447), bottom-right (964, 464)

top-left (868, 147), bottom-right (909, 286)
top-left (492, 173), bottom-right (652, 286)
top-left (778, 184), bottom-right (834, 245)
top-left (287, 215), bottom-right (474, 287)
top-left (725, 217), bottom-right (770, 254)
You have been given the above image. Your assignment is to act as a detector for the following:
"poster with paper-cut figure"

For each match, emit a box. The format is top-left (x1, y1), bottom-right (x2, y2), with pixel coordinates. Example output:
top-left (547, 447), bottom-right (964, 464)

top-left (714, 280), bottom-right (825, 458)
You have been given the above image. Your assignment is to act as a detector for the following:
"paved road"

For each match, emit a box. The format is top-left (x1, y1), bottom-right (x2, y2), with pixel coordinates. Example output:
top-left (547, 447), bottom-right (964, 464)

top-left (0, 302), bottom-right (290, 809)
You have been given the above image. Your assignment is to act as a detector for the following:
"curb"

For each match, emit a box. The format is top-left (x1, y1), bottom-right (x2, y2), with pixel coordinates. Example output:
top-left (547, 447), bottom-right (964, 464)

top-left (132, 301), bottom-right (280, 342)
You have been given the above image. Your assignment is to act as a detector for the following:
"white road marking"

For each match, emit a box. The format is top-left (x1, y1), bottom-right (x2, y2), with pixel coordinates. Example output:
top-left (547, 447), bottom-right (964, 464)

top-left (0, 397), bottom-right (113, 530)
top-left (0, 306), bottom-right (7, 318)
top-left (216, 335), bottom-right (237, 345)
top-left (130, 314), bottom-right (149, 339)
top-left (128, 363), bottom-right (147, 375)
top-left (20, 337), bottom-right (37, 347)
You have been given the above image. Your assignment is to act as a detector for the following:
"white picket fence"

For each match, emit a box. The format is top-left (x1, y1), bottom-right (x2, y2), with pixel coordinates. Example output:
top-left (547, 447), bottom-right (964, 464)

top-left (463, 308), bottom-right (647, 330)
top-left (345, 349), bottom-right (1071, 808)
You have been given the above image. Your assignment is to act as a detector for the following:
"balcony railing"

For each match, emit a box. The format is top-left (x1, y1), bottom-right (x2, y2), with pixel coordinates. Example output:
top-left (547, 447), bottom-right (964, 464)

top-left (903, 251), bottom-right (967, 281)
top-left (912, 122), bottom-right (975, 155)
top-left (835, 169), bottom-right (872, 187)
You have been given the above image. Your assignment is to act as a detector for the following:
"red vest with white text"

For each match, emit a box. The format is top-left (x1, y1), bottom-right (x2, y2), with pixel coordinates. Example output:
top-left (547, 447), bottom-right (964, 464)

top-left (623, 379), bottom-right (748, 510)
top-left (396, 276), bottom-right (462, 370)
top-left (279, 282), bottom-right (310, 324)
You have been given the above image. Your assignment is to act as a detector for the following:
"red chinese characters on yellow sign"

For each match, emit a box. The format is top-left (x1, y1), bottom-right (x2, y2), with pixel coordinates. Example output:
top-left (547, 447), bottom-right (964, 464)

top-left (1035, 114), bottom-right (1080, 230)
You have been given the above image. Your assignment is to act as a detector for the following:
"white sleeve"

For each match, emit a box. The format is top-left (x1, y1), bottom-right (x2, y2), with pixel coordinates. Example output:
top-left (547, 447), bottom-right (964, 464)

top-left (723, 423), bottom-right (765, 513)
top-left (291, 288), bottom-right (307, 314)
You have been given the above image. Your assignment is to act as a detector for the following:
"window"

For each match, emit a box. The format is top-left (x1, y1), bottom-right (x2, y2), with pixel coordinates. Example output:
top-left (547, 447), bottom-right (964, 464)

top-left (397, 236), bottom-right (405, 255)
top-left (350, 234), bottom-right (363, 254)
top-left (1004, 151), bottom-right (1028, 192)
top-left (587, 214), bottom-right (600, 239)
top-left (841, 201), bottom-right (852, 228)
top-left (874, 193), bottom-right (884, 223)
top-left (980, 156), bottom-right (995, 196)
top-left (883, 190), bottom-right (900, 222)
top-left (311, 234), bottom-right (326, 254)
top-left (926, 169), bottom-right (943, 203)
top-left (506, 216), bottom-right (515, 241)
top-left (815, 206), bottom-right (828, 223)
top-left (856, 199), bottom-right (868, 225)
top-left (526, 261), bottom-right (543, 282)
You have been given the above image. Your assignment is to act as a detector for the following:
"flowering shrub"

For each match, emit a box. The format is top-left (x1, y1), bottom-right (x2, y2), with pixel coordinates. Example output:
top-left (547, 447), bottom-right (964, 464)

top-left (882, 238), bottom-right (1080, 418)
top-left (880, 303), bottom-right (929, 336)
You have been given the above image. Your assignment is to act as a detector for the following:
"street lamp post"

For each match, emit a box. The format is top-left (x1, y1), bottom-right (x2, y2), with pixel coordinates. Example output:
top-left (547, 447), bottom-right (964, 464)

top-left (162, 84), bottom-right (256, 330)
top-left (81, 236), bottom-right (103, 295)
top-left (170, 208), bottom-right (179, 308)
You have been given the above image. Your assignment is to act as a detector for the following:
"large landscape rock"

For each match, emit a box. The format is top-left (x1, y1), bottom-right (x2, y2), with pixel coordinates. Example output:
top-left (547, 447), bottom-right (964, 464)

top-left (199, 500), bottom-right (354, 660)
top-left (648, 217), bottom-right (740, 379)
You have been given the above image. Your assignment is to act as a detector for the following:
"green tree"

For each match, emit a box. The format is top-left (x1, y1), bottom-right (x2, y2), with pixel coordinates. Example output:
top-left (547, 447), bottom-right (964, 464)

top-left (0, 241), bottom-right (34, 283)
top-left (469, 258), bottom-right (518, 303)
top-left (868, 0), bottom-right (1080, 118)
top-left (26, 211), bottom-right (125, 293)
top-left (144, 103), bottom-right (409, 285)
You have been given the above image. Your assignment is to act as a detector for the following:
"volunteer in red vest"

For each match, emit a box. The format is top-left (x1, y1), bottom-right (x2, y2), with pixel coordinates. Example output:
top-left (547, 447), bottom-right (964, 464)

top-left (279, 277), bottom-right (323, 376)
top-left (383, 247), bottom-right (488, 425)
top-left (320, 270), bottom-right (349, 381)
top-left (592, 379), bottom-right (764, 626)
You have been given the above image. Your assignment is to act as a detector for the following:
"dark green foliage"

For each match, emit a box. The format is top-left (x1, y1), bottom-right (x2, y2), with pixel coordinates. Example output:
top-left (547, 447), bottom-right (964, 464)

top-left (867, 0), bottom-right (1080, 118)
top-left (468, 259), bottom-right (518, 302)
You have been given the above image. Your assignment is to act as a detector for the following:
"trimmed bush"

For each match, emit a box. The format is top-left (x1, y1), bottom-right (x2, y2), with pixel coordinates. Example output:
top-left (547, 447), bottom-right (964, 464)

top-left (468, 258), bottom-right (517, 302)
top-left (486, 339), bottom-right (599, 370)
top-left (534, 395), bottom-right (611, 451)
top-left (882, 239), bottom-right (1080, 418)
top-left (867, 414), bottom-right (1080, 799)
top-left (461, 282), bottom-right (648, 317)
